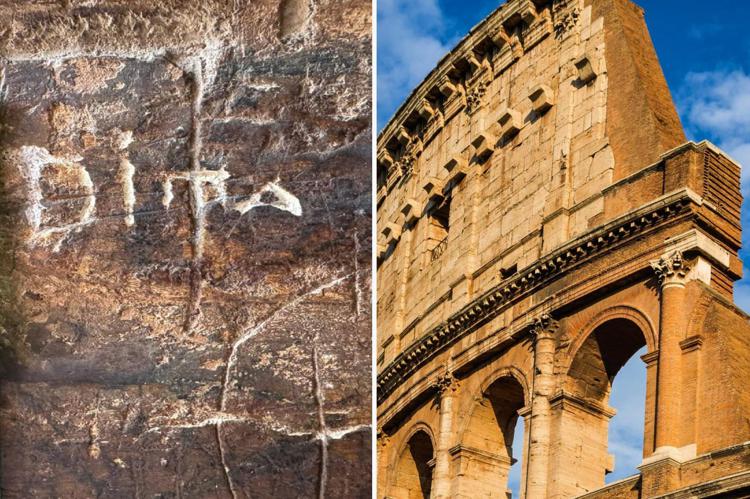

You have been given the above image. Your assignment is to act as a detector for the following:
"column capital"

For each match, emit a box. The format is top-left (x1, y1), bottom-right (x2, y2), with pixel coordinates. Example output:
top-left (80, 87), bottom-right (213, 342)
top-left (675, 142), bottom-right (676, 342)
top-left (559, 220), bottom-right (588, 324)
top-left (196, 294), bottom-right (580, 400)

top-left (434, 371), bottom-right (460, 396)
top-left (530, 313), bottom-right (559, 341)
top-left (377, 428), bottom-right (390, 448)
top-left (650, 250), bottom-right (691, 288)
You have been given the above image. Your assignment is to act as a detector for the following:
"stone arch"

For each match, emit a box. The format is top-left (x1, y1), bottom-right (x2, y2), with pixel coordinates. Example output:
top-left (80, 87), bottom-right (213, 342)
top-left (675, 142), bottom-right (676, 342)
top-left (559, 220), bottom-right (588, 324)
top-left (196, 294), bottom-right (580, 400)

top-left (557, 311), bottom-right (652, 492)
top-left (453, 371), bottom-right (529, 498)
top-left (389, 424), bottom-right (436, 499)
top-left (563, 305), bottom-right (657, 377)
top-left (564, 310), bottom-right (652, 403)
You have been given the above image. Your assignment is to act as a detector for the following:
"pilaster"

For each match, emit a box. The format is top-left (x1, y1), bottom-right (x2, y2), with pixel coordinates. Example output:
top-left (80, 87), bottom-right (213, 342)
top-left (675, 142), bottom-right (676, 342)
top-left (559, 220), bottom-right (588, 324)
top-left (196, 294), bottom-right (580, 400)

top-left (432, 371), bottom-right (460, 499)
top-left (525, 314), bottom-right (559, 499)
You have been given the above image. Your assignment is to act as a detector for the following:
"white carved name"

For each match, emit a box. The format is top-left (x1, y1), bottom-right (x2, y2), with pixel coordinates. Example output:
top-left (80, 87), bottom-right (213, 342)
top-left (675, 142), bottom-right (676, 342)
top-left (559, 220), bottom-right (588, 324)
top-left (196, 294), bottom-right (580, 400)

top-left (13, 139), bottom-right (302, 252)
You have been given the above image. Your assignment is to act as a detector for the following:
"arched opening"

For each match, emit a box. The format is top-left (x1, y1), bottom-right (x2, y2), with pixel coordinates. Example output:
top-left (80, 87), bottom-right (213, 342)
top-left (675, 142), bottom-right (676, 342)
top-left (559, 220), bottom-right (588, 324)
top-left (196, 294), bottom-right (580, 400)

top-left (392, 430), bottom-right (434, 499)
top-left (457, 375), bottom-right (527, 498)
top-left (563, 318), bottom-right (648, 492)
top-left (606, 344), bottom-right (647, 483)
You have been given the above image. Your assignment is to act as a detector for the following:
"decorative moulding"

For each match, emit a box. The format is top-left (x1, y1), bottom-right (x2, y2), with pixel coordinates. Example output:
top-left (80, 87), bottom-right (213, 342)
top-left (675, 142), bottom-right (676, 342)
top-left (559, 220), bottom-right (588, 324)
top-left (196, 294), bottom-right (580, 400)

top-left (498, 107), bottom-right (523, 140)
top-left (438, 75), bottom-right (457, 97)
top-left (574, 54), bottom-right (597, 84)
top-left (396, 126), bottom-right (411, 145)
top-left (529, 84), bottom-right (555, 113)
top-left (377, 193), bottom-right (692, 401)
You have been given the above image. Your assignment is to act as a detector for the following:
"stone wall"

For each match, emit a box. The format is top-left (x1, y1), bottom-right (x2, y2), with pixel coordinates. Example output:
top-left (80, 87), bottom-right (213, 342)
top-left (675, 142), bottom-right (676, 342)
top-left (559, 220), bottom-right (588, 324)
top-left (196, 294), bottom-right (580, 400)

top-left (0, 0), bottom-right (371, 497)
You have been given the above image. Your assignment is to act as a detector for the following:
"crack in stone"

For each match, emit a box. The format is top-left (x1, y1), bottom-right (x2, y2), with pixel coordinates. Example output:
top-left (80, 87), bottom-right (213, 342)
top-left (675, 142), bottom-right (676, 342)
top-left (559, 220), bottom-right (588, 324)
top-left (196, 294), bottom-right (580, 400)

top-left (184, 56), bottom-right (208, 336)
top-left (312, 342), bottom-right (328, 499)
top-left (353, 229), bottom-right (363, 318)
top-left (216, 421), bottom-right (240, 499)
top-left (210, 273), bottom-right (352, 499)
top-left (218, 272), bottom-right (353, 412)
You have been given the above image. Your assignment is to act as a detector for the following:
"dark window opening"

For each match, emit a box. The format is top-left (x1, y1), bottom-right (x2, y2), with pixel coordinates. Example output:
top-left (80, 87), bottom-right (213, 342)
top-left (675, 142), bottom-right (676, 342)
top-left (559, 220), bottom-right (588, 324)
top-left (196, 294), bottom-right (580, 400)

top-left (501, 264), bottom-right (518, 280)
top-left (429, 196), bottom-right (451, 261)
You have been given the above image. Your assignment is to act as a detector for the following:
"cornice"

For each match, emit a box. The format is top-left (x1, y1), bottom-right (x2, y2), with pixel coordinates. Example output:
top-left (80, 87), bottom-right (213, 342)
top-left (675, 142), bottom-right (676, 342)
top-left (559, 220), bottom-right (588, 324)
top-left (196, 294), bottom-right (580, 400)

top-left (377, 189), bottom-right (696, 403)
top-left (377, 0), bottom-right (561, 189)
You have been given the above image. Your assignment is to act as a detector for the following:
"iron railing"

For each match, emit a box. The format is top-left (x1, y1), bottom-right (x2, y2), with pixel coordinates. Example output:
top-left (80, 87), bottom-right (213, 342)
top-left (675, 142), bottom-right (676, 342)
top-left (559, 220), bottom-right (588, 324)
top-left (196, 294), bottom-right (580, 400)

top-left (430, 236), bottom-right (448, 262)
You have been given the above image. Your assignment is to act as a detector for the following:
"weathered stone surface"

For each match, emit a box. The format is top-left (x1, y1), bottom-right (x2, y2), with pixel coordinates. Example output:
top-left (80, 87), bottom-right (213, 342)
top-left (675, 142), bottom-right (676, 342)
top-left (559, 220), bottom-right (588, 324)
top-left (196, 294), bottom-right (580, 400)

top-left (0, 1), bottom-right (371, 497)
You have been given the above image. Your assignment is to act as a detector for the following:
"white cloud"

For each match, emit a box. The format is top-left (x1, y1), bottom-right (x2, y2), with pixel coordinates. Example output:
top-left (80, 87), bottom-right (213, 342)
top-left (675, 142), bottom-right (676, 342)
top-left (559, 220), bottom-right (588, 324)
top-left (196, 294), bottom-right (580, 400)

top-left (678, 68), bottom-right (750, 312)
top-left (679, 69), bottom-right (750, 190)
top-left (377, 0), bottom-right (453, 128)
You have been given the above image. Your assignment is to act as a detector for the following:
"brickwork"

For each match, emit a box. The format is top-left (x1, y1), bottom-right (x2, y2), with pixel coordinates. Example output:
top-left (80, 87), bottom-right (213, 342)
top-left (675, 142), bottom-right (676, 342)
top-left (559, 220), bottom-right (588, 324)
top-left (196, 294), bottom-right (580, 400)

top-left (377, 0), bottom-right (750, 497)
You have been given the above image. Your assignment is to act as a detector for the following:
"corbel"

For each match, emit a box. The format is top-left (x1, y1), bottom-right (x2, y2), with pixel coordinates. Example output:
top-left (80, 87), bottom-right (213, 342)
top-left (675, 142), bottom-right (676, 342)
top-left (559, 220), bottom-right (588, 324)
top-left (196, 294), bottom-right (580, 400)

top-left (377, 148), bottom-right (394, 169)
top-left (443, 155), bottom-right (470, 185)
top-left (400, 198), bottom-right (424, 225)
top-left (381, 222), bottom-right (402, 242)
top-left (472, 131), bottom-right (497, 161)
top-left (464, 52), bottom-right (484, 74)
top-left (574, 53), bottom-right (598, 84)
top-left (438, 75), bottom-right (457, 97)
top-left (529, 84), bottom-right (555, 113)
top-left (520, 1), bottom-right (540, 25)
top-left (377, 242), bottom-right (388, 259)
top-left (498, 107), bottom-right (523, 140)
top-left (489, 25), bottom-right (512, 49)
top-left (396, 126), bottom-right (411, 145)
top-left (422, 176), bottom-right (446, 204)
top-left (418, 99), bottom-right (436, 119)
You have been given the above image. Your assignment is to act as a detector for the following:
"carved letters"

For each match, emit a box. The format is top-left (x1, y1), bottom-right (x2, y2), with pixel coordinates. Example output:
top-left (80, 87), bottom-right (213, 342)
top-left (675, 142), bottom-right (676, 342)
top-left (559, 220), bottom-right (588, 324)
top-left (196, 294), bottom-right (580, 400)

top-left (13, 137), bottom-right (302, 252)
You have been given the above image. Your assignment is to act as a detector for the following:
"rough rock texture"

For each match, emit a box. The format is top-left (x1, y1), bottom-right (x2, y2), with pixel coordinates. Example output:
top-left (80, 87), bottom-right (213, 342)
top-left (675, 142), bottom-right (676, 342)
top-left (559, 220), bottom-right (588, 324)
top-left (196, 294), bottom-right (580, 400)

top-left (0, 1), bottom-right (371, 497)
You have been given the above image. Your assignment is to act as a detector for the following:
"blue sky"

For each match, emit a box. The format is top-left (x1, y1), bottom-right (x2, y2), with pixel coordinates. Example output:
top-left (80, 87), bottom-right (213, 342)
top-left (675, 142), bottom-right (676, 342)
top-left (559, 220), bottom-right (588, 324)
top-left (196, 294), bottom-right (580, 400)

top-left (378, 0), bottom-right (750, 492)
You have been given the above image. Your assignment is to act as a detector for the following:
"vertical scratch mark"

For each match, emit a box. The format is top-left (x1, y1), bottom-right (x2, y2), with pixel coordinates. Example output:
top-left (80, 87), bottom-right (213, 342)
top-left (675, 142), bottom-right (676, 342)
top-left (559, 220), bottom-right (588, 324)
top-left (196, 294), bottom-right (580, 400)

top-left (219, 273), bottom-right (353, 412)
top-left (0, 65), bottom-right (7, 103)
top-left (353, 229), bottom-right (362, 318)
top-left (312, 341), bottom-right (328, 499)
top-left (118, 130), bottom-right (136, 227)
top-left (175, 443), bottom-right (184, 499)
top-left (216, 422), bottom-right (239, 499)
top-left (185, 57), bottom-right (206, 334)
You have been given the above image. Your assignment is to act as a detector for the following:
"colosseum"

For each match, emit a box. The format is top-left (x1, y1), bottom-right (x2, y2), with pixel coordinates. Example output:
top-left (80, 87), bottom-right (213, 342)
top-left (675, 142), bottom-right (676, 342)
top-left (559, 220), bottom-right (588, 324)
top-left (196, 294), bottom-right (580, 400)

top-left (376, 0), bottom-right (750, 497)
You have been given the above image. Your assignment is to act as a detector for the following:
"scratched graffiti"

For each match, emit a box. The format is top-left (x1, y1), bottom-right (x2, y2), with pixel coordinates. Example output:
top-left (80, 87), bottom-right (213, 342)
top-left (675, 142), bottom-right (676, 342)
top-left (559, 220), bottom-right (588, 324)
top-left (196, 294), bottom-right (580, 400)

top-left (12, 141), bottom-right (302, 253)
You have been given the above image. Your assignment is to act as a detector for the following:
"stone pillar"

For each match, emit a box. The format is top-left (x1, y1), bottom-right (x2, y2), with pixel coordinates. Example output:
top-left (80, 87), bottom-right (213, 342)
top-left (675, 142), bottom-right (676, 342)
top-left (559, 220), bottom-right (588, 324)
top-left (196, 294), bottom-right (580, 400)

top-left (377, 429), bottom-right (390, 498)
top-left (432, 371), bottom-right (459, 499)
top-left (525, 315), bottom-right (558, 499)
top-left (650, 251), bottom-right (689, 455)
